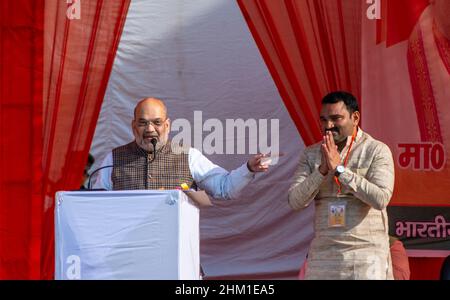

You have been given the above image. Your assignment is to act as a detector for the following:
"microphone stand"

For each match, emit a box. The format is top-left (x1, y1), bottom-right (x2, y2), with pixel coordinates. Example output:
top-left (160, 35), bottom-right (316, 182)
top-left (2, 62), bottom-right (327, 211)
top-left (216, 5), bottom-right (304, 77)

top-left (87, 165), bottom-right (113, 190)
top-left (149, 138), bottom-right (157, 163)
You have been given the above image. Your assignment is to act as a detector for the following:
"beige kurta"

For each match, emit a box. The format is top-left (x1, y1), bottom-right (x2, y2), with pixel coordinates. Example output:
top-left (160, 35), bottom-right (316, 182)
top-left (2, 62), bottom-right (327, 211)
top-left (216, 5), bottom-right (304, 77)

top-left (289, 128), bottom-right (395, 279)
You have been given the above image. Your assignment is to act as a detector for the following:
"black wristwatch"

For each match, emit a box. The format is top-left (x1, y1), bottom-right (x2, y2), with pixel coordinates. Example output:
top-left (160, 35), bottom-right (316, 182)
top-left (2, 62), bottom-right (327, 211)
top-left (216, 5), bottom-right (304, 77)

top-left (334, 165), bottom-right (345, 177)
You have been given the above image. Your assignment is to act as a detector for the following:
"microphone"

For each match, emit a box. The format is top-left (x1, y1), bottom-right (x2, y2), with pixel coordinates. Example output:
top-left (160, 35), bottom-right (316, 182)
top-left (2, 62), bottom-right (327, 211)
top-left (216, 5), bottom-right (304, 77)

top-left (87, 165), bottom-right (113, 190)
top-left (149, 138), bottom-right (157, 163)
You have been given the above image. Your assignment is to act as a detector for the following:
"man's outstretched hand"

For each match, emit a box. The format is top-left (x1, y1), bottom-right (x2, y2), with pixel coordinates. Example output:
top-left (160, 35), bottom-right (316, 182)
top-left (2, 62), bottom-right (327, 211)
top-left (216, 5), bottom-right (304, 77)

top-left (247, 153), bottom-right (270, 173)
top-left (247, 153), bottom-right (284, 172)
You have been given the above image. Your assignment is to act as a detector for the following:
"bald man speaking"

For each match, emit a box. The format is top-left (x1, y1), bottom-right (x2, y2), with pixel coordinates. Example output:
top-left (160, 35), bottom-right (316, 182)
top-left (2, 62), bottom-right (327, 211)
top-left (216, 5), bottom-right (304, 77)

top-left (94, 97), bottom-right (270, 200)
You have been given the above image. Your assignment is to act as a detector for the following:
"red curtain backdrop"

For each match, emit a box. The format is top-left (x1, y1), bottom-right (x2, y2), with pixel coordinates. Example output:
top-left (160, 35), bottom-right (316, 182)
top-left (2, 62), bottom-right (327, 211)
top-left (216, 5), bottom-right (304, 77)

top-left (40, 0), bottom-right (130, 279)
top-left (0, 0), bottom-right (44, 279)
top-left (0, 0), bottom-right (129, 279)
top-left (237, 0), bottom-right (362, 146)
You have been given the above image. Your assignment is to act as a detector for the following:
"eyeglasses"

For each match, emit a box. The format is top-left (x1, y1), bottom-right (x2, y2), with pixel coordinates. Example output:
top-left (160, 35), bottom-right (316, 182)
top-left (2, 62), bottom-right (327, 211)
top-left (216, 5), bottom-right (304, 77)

top-left (136, 119), bottom-right (166, 128)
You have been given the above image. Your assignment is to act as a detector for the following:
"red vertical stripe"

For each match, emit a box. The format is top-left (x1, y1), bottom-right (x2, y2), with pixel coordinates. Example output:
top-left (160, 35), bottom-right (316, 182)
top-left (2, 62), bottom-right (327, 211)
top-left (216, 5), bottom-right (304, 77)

top-left (40, 0), bottom-right (131, 279)
top-left (0, 0), bottom-right (44, 279)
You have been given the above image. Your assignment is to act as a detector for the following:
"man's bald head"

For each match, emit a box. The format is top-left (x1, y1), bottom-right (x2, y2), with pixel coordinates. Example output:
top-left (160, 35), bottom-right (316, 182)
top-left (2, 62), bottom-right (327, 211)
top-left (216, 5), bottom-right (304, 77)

top-left (134, 97), bottom-right (168, 120)
top-left (132, 97), bottom-right (171, 152)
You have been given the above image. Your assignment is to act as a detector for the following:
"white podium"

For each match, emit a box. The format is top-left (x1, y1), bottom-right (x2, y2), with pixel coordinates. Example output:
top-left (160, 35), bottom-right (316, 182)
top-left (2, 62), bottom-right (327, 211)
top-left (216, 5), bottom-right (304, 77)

top-left (55, 190), bottom-right (200, 280)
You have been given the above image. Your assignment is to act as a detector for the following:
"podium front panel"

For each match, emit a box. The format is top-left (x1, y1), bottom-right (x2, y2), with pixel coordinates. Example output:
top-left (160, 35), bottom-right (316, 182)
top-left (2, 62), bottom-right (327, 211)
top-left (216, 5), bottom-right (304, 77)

top-left (55, 190), bottom-right (199, 279)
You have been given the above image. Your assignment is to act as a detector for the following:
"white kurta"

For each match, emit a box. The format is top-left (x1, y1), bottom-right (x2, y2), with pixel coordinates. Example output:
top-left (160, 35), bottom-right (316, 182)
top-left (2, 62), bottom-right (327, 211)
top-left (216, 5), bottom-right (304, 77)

top-left (288, 129), bottom-right (395, 279)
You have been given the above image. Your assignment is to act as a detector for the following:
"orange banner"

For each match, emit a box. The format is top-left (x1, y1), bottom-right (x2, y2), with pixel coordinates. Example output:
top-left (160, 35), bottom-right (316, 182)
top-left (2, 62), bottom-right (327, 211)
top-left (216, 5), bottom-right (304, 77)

top-left (362, 0), bottom-right (450, 207)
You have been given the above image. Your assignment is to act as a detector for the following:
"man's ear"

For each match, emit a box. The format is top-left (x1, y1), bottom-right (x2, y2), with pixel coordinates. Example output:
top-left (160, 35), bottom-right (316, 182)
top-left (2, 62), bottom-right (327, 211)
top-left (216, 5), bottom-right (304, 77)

top-left (166, 118), bottom-right (171, 131)
top-left (131, 119), bottom-right (138, 135)
top-left (352, 111), bottom-right (361, 126)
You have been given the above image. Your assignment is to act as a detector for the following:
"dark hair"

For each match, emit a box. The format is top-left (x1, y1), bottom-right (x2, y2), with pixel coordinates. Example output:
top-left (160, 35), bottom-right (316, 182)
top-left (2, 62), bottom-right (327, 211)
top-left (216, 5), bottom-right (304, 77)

top-left (321, 91), bottom-right (359, 114)
top-left (87, 153), bottom-right (95, 167)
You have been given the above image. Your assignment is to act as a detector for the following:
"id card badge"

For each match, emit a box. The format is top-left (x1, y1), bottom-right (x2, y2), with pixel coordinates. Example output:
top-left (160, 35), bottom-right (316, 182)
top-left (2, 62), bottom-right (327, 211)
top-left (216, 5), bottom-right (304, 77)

top-left (328, 202), bottom-right (346, 227)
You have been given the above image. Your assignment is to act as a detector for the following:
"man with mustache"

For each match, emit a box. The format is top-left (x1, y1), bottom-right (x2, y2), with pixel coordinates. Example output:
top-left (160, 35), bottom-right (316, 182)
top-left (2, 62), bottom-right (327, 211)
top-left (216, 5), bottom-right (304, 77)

top-left (94, 97), bottom-right (270, 199)
top-left (288, 91), bottom-right (395, 279)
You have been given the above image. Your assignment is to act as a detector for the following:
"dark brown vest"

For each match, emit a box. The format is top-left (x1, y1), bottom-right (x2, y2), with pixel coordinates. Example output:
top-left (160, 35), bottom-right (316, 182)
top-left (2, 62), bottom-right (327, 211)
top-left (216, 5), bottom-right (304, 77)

top-left (112, 141), bottom-right (195, 190)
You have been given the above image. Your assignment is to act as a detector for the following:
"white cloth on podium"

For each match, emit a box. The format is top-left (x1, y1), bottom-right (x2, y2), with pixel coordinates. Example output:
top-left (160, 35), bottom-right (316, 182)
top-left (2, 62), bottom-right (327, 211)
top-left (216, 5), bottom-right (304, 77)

top-left (55, 190), bottom-right (200, 280)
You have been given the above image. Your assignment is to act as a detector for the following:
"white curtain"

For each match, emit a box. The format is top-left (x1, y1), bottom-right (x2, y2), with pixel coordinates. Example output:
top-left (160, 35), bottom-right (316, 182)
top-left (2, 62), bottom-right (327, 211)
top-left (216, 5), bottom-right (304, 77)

top-left (91, 0), bottom-right (313, 279)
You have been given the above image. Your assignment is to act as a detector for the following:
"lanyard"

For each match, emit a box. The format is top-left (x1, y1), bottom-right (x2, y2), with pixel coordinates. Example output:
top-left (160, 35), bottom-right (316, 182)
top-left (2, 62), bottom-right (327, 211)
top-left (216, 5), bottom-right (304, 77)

top-left (334, 129), bottom-right (357, 194)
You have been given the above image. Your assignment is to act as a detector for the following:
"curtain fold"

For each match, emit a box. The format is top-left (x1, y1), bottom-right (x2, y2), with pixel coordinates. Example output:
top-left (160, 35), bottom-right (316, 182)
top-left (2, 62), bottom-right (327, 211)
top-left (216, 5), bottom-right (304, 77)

top-left (40, 0), bottom-right (130, 279)
top-left (237, 0), bottom-right (361, 146)
top-left (377, 0), bottom-right (429, 47)
top-left (0, 0), bottom-right (129, 279)
top-left (0, 0), bottom-right (44, 279)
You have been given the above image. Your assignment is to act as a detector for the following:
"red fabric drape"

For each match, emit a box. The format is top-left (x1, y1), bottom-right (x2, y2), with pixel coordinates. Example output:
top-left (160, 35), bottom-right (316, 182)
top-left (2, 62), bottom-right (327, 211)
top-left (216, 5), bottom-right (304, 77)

top-left (0, 0), bottom-right (129, 280)
top-left (0, 0), bottom-right (44, 279)
top-left (40, 0), bottom-right (130, 279)
top-left (237, 0), bottom-right (361, 146)
top-left (409, 257), bottom-right (445, 280)
top-left (376, 0), bottom-right (429, 47)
